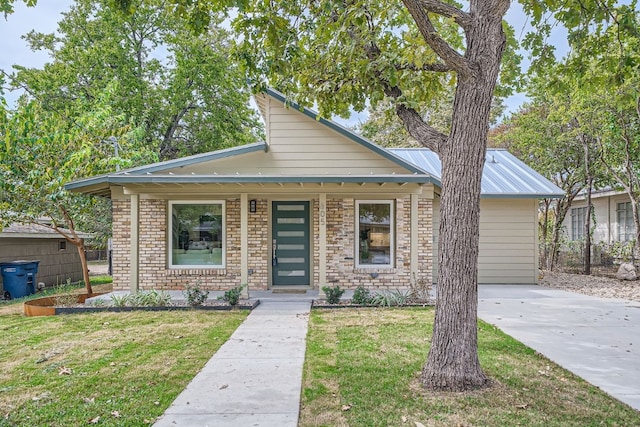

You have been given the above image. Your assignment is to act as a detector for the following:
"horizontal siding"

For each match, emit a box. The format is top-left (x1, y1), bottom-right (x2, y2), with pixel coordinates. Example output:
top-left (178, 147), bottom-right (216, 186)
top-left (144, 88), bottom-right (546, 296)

top-left (478, 199), bottom-right (537, 284)
top-left (265, 100), bottom-right (409, 174)
top-left (169, 98), bottom-right (413, 176)
top-left (433, 198), bottom-right (537, 285)
top-left (0, 238), bottom-right (84, 288)
top-left (564, 194), bottom-right (633, 244)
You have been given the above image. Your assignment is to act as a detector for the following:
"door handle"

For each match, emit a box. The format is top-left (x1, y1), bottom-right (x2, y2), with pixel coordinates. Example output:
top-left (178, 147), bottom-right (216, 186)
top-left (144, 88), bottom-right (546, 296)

top-left (272, 239), bottom-right (278, 266)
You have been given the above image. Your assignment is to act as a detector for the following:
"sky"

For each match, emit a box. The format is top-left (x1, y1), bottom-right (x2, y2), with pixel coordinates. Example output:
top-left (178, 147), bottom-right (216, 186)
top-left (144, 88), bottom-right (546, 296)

top-left (0, 1), bottom-right (568, 126)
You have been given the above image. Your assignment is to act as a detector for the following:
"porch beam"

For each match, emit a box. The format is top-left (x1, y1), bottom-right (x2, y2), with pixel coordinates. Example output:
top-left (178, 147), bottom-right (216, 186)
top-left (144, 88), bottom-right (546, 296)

top-left (130, 194), bottom-right (140, 292)
top-left (240, 193), bottom-right (249, 297)
top-left (410, 194), bottom-right (419, 280)
top-left (319, 194), bottom-right (327, 289)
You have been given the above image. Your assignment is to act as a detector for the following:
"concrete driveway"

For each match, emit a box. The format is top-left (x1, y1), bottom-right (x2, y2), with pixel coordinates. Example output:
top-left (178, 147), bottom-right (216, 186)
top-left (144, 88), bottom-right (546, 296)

top-left (478, 285), bottom-right (640, 411)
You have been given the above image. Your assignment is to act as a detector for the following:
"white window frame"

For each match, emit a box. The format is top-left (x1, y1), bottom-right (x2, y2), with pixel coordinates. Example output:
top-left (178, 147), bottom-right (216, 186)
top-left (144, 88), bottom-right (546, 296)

top-left (169, 200), bottom-right (225, 269)
top-left (617, 201), bottom-right (634, 242)
top-left (355, 200), bottom-right (394, 269)
top-left (571, 207), bottom-right (587, 241)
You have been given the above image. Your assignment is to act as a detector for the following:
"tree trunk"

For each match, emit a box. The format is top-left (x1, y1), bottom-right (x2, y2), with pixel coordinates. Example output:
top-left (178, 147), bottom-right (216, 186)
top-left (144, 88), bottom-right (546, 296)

top-left (540, 199), bottom-right (551, 269)
top-left (583, 142), bottom-right (592, 275)
top-left (421, 7), bottom-right (506, 391)
top-left (71, 238), bottom-right (93, 295)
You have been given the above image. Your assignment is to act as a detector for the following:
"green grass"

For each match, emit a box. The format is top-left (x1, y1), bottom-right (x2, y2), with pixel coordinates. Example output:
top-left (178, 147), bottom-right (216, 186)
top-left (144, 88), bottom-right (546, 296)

top-left (0, 310), bottom-right (247, 426)
top-left (301, 308), bottom-right (640, 427)
top-left (0, 276), bottom-right (114, 313)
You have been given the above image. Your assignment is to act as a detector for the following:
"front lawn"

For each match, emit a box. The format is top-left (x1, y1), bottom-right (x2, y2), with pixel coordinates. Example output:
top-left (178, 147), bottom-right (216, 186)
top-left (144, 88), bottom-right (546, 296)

top-left (0, 310), bottom-right (247, 426)
top-left (301, 308), bottom-right (640, 426)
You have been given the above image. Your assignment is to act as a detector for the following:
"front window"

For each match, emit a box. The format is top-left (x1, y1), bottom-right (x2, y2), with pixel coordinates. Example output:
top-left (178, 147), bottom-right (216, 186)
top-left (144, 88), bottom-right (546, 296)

top-left (169, 201), bottom-right (224, 268)
top-left (357, 201), bottom-right (394, 268)
top-left (617, 202), bottom-right (634, 242)
top-left (571, 207), bottom-right (587, 241)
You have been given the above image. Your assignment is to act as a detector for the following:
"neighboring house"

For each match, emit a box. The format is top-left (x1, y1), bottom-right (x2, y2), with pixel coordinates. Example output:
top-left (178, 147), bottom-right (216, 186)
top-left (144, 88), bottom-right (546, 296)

top-left (66, 89), bottom-right (563, 292)
top-left (0, 222), bottom-right (90, 289)
top-left (563, 190), bottom-right (636, 244)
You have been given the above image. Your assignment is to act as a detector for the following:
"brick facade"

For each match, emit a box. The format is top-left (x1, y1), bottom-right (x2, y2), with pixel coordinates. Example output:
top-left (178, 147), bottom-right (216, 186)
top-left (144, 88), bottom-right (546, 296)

top-left (111, 195), bottom-right (433, 291)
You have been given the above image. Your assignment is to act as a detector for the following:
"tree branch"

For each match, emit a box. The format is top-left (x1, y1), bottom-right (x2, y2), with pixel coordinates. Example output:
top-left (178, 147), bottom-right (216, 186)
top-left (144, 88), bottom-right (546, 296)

top-left (417, 0), bottom-right (472, 28)
top-left (361, 41), bottom-right (447, 152)
top-left (401, 0), bottom-right (476, 80)
top-left (395, 62), bottom-right (454, 73)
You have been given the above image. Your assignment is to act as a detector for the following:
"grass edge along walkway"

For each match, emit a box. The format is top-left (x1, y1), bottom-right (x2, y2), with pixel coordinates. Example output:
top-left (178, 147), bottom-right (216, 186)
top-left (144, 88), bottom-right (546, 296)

top-left (0, 310), bottom-right (247, 426)
top-left (300, 307), bottom-right (640, 427)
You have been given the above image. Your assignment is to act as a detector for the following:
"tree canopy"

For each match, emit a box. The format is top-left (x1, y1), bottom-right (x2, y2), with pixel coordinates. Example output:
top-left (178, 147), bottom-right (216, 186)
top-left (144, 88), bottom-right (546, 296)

top-left (4, 0), bottom-right (263, 160)
top-left (0, 83), bottom-right (156, 292)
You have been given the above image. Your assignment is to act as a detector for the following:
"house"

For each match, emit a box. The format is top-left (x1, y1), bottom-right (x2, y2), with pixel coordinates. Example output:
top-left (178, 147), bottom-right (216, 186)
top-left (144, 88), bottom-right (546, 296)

top-left (65, 89), bottom-right (563, 292)
top-left (0, 222), bottom-right (89, 289)
top-left (563, 189), bottom-right (636, 244)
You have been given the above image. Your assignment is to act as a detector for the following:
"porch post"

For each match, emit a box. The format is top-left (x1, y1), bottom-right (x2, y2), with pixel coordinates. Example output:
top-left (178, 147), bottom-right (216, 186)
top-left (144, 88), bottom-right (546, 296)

top-left (240, 193), bottom-right (249, 298)
top-left (410, 194), bottom-right (419, 280)
top-left (319, 193), bottom-right (327, 288)
top-left (130, 194), bottom-right (139, 292)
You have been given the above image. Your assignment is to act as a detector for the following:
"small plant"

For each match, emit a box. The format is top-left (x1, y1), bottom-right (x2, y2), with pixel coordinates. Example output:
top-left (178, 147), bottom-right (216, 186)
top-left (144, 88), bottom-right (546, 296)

top-left (131, 290), bottom-right (172, 307)
top-left (183, 281), bottom-right (209, 306)
top-left (86, 298), bottom-right (107, 307)
top-left (55, 293), bottom-right (78, 307)
top-left (370, 289), bottom-right (411, 307)
top-left (219, 285), bottom-right (244, 306)
top-left (408, 274), bottom-right (432, 304)
top-left (322, 285), bottom-right (345, 304)
top-left (54, 279), bottom-right (78, 307)
top-left (110, 293), bottom-right (132, 307)
top-left (351, 285), bottom-right (372, 305)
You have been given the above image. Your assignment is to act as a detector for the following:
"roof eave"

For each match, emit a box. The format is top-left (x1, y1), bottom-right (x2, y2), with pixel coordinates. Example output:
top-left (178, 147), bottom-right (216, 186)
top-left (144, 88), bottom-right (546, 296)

top-left (480, 193), bottom-right (566, 199)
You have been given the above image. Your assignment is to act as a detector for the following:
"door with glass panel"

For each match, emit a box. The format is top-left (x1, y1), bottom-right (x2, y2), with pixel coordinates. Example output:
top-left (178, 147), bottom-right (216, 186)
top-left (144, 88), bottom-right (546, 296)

top-left (272, 201), bottom-right (310, 286)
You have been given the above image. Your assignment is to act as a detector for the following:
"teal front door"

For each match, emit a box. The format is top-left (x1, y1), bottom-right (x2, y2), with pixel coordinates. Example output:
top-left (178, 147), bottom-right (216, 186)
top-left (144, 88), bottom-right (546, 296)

top-left (272, 201), bottom-right (310, 286)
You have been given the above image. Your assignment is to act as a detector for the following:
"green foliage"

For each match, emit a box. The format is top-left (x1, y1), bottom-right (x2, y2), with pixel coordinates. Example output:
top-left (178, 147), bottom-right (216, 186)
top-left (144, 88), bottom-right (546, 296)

top-left (53, 279), bottom-right (79, 307)
top-left (8, 0), bottom-right (263, 160)
top-left (599, 241), bottom-right (637, 264)
top-left (110, 293), bottom-right (132, 307)
top-left (370, 288), bottom-right (411, 307)
top-left (86, 298), bottom-right (107, 307)
top-left (321, 285), bottom-right (345, 304)
top-left (220, 285), bottom-right (244, 306)
top-left (351, 285), bottom-right (373, 305)
top-left (131, 290), bottom-right (173, 307)
top-left (183, 281), bottom-right (209, 306)
top-left (109, 290), bottom-right (173, 307)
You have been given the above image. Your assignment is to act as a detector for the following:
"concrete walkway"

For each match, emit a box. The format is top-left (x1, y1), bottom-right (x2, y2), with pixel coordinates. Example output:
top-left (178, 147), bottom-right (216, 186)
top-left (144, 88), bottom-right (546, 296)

top-left (153, 293), bottom-right (313, 427)
top-left (478, 285), bottom-right (640, 411)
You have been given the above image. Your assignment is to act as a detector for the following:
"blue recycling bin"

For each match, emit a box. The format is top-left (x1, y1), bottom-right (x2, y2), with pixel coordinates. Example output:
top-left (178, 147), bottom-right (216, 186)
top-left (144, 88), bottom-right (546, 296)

top-left (0, 260), bottom-right (40, 300)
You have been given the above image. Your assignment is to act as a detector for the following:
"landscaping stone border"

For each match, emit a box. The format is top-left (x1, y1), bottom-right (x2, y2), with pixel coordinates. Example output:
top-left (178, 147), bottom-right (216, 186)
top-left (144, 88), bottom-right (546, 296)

top-left (55, 300), bottom-right (260, 314)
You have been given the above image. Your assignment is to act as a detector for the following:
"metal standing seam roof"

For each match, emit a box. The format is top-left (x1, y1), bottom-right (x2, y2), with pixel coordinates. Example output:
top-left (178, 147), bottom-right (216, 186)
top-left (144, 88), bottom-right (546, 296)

top-left (65, 88), bottom-right (563, 199)
top-left (390, 148), bottom-right (565, 198)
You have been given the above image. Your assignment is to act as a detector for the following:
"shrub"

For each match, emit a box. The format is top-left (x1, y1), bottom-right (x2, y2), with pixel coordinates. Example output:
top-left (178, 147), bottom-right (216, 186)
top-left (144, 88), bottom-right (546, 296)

top-left (110, 293), bottom-right (132, 307)
top-left (131, 290), bottom-right (173, 307)
top-left (408, 274), bottom-right (432, 303)
top-left (86, 298), bottom-right (107, 307)
top-left (220, 285), bottom-right (244, 306)
top-left (183, 282), bottom-right (209, 306)
top-left (321, 285), bottom-right (345, 304)
top-left (351, 285), bottom-right (372, 305)
top-left (370, 289), bottom-right (411, 307)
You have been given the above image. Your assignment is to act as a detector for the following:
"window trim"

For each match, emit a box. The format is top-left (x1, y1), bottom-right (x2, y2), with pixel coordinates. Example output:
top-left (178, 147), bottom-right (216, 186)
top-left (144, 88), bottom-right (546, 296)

top-left (355, 200), bottom-right (394, 269)
top-left (570, 206), bottom-right (587, 241)
top-left (617, 201), bottom-right (634, 242)
top-left (168, 200), bottom-right (226, 269)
